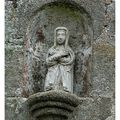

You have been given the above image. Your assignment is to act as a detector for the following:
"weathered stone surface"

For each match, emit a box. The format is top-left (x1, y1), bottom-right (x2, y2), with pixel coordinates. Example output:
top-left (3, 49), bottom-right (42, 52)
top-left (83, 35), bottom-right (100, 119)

top-left (105, 116), bottom-right (115, 120)
top-left (28, 91), bottom-right (94, 120)
top-left (91, 41), bottom-right (115, 97)
top-left (70, 96), bottom-right (113, 120)
top-left (5, 97), bottom-right (17, 120)
top-left (70, 98), bottom-right (98, 120)
top-left (5, 1), bottom-right (25, 97)
top-left (103, 0), bottom-right (113, 5)
top-left (5, 47), bottom-right (24, 97)
top-left (5, 1), bottom-right (24, 44)
top-left (5, 97), bottom-right (34, 120)
top-left (103, 1), bottom-right (115, 45)
top-left (105, 99), bottom-right (115, 120)
top-left (15, 0), bottom-right (105, 39)
top-left (5, 0), bottom-right (115, 120)
top-left (6, 94), bottom-right (113, 120)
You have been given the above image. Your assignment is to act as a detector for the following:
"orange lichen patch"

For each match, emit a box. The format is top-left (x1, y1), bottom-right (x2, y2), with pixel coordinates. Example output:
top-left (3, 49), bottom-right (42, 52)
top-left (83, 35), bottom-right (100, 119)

top-left (93, 41), bottom-right (115, 57)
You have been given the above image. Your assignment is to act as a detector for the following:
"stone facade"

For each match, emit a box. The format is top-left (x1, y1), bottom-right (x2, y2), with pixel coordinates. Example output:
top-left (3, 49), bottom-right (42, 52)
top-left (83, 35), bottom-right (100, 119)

top-left (5, 0), bottom-right (115, 120)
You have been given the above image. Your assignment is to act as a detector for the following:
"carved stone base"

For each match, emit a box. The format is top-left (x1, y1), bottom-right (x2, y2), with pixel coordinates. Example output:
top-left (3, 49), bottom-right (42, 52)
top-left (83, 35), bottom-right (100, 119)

top-left (27, 90), bottom-right (82, 120)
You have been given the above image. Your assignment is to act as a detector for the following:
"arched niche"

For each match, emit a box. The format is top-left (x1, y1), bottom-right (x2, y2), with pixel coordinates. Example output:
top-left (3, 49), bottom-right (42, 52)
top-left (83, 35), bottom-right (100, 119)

top-left (25, 1), bottom-right (93, 97)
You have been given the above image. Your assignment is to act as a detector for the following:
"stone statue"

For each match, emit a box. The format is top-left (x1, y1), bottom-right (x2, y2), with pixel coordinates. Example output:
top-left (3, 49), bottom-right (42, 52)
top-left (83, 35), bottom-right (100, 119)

top-left (44, 27), bottom-right (75, 93)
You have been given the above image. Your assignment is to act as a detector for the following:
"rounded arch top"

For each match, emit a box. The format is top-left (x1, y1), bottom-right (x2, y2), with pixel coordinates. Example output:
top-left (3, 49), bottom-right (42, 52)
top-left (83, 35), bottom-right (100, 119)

top-left (24, 0), bottom-right (95, 96)
top-left (26, 0), bottom-right (93, 51)
top-left (18, 0), bottom-right (105, 40)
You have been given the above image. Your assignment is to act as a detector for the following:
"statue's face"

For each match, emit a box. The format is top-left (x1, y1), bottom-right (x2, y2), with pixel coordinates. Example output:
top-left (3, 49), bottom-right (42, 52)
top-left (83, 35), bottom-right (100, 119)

top-left (56, 29), bottom-right (66, 45)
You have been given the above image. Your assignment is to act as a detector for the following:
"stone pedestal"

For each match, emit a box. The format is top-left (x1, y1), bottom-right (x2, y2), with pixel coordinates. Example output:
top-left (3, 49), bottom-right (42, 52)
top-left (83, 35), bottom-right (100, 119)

top-left (27, 90), bottom-right (83, 120)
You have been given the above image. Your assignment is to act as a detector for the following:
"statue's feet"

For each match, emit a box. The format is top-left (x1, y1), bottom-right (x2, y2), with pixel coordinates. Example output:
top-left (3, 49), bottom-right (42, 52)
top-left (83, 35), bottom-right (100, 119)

top-left (63, 86), bottom-right (69, 92)
top-left (45, 83), bottom-right (54, 91)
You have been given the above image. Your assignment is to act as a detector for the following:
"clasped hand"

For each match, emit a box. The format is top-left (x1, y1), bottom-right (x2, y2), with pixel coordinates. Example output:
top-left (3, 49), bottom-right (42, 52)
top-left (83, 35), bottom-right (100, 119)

top-left (49, 50), bottom-right (69, 62)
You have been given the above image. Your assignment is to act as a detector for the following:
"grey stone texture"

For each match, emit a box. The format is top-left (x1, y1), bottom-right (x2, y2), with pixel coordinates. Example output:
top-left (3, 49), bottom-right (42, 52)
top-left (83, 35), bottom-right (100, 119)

top-left (5, 97), bottom-right (34, 120)
top-left (28, 90), bottom-right (83, 120)
top-left (5, 0), bottom-right (115, 120)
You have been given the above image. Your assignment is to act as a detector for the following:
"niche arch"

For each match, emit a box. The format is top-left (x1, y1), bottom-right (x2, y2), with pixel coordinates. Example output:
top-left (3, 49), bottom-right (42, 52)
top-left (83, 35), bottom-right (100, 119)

top-left (25, 1), bottom-right (93, 97)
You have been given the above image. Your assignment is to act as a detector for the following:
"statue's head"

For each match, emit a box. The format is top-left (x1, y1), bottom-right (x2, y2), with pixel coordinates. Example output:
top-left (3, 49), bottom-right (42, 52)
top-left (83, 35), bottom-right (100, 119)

top-left (54, 27), bottom-right (69, 47)
top-left (56, 29), bottom-right (66, 45)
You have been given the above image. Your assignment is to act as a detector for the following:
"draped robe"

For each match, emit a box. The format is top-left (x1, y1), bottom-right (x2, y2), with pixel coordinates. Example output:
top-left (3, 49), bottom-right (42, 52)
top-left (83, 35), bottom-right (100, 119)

top-left (44, 46), bottom-right (75, 93)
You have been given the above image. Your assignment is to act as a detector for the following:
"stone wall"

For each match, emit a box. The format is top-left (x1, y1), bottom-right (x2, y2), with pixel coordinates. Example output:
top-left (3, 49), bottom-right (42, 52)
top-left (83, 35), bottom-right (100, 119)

top-left (5, 0), bottom-right (115, 120)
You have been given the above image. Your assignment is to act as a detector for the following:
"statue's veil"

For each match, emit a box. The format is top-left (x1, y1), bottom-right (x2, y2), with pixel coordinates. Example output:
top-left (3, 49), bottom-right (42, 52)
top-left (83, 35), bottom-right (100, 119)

top-left (52, 27), bottom-right (75, 65)
top-left (54, 27), bottom-right (69, 48)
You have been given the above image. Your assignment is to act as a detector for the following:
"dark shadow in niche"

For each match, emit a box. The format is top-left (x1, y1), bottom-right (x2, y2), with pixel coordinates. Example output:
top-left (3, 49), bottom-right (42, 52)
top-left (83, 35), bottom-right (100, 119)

top-left (32, 29), bottom-right (47, 93)
top-left (33, 1), bottom-right (91, 19)
top-left (26, 1), bottom-right (93, 97)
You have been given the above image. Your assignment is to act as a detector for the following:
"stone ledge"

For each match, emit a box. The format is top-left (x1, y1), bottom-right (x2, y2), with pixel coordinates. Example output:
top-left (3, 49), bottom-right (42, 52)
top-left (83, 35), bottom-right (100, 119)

top-left (27, 90), bottom-right (93, 120)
